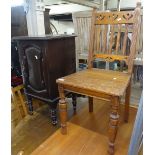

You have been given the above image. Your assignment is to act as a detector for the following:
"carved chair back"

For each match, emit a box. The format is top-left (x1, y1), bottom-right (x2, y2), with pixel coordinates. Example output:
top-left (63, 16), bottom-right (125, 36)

top-left (88, 3), bottom-right (141, 74)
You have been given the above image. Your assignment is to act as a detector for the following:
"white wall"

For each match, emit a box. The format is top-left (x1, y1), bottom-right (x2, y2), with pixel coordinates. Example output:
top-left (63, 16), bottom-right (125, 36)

top-left (45, 3), bottom-right (92, 15)
top-left (107, 0), bottom-right (143, 9)
top-left (50, 19), bottom-right (74, 34)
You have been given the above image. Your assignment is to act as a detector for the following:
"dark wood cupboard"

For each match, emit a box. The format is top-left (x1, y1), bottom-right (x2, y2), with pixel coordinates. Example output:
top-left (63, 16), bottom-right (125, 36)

top-left (13, 35), bottom-right (76, 124)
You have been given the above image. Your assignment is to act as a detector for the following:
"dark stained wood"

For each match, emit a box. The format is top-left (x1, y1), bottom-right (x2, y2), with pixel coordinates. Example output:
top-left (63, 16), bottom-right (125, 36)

top-left (11, 6), bottom-right (28, 37)
top-left (13, 35), bottom-right (76, 124)
top-left (56, 3), bottom-right (141, 154)
top-left (72, 93), bottom-right (77, 114)
top-left (44, 8), bottom-right (51, 34)
top-left (88, 97), bottom-right (93, 112)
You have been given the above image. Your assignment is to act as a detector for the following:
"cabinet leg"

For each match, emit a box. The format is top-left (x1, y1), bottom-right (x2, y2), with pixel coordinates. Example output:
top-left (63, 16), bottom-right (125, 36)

top-left (124, 82), bottom-right (131, 122)
top-left (26, 95), bottom-right (33, 115)
top-left (108, 96), bottom-right (120, 155)
top-left (89, 97), bottom-right (93, 112)
top-left (72, 93), bottom-right (77, 114)
top-left (49, 103), bottom-right (58, 125)
top-left (58, 84), bottom-right (67, 134)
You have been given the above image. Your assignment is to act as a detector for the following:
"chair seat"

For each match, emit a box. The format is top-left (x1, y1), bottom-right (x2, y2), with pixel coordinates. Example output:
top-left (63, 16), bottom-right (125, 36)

top-left (57, 68), bottom-right (131, 97)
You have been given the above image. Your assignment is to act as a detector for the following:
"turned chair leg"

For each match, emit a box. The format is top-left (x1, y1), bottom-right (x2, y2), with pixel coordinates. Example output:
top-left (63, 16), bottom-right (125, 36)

top-left (124, 82), bottom-right (131, 122)
top-left (72, 93), bottom-right (77, 114)
top-left (58, 84), bottom-right (67, 134)
top-left (89, 97), bottom-right (93, 112)
top-left (26, 95), bottom-right (33, 115)
top-left (108, 96), bottom-right (120, 155)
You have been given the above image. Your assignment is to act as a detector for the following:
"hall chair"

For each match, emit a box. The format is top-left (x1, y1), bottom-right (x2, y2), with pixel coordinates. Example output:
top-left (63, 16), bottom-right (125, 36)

top-left (56, 2), bottom-right (141, 154)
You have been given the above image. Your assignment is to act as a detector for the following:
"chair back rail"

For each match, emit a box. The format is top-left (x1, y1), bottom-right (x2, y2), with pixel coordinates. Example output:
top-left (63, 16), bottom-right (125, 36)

top-left (88, 3), bottom-right (141, 74)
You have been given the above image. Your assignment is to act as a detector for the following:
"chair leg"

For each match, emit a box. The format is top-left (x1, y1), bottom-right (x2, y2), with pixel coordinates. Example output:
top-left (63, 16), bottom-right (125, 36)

top-left (58, 84), bottom-right (67, 135)
top-left (89, 97), bottom-right (93, 112)
top-left (108, 96), bottom-right (120, 155)
top-left (124, 82), bottom-right (131, 122)
top-left (72, 93), bottom-right (77, 114)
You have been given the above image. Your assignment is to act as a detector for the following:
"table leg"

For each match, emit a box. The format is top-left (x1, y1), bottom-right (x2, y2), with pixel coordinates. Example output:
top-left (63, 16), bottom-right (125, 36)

top-left (58, 84), bottom-right (67, 134)
top-left (72, 93), bottom-right (77, 114)
top-left (108, 96), bottom-right (120, 155)
top-left (89, 97), bottom-right (93, 112)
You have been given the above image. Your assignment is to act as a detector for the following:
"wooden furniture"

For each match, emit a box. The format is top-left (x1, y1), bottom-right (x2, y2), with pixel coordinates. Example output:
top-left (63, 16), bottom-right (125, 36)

top-left (44, 8), bottom-right (51, 35)
top-left (11, 84), bottom-right (28, 128)
top-left (56, 3), bottom-right (141, 154)
top-left (72, 11), bottom-right (92, 69)
top-left (13, 35), bottom-right (76, 125)
top-left (11, 6), bottom-right (28, 37)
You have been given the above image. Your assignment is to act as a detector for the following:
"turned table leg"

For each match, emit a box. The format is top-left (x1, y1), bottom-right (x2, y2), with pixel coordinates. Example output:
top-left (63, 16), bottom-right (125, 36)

top-left (26, 94), bottom-right (33, 115)
top-left (124, 81), bottom-right (131, 122)
top-left (58, 84), bottom-right (67, 134)
top-left (108, 96), bottom-right (120, 155)
top-left (49, 103), bottom-right (58, 125)
top-left (72, 93), bottom-right (77, 114)
top-left (89, 97), bottom-right (93, 112)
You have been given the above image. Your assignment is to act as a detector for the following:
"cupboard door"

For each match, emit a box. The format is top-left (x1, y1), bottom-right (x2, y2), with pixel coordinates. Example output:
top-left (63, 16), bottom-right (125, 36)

top-left (23, 45), bottom-right (47, 93)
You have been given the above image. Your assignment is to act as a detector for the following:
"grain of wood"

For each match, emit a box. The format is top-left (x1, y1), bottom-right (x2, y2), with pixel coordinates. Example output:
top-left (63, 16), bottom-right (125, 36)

top-left (122, 24), bottom-right (129, 55)
top-left (57, 68), bottom-right (130, 96)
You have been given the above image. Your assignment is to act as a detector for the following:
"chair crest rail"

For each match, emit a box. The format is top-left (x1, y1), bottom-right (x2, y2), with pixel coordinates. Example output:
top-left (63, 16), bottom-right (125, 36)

top-left (95, 11), bottom-right (135, 25)
top-left (94, 54), bottom-right (129, 63)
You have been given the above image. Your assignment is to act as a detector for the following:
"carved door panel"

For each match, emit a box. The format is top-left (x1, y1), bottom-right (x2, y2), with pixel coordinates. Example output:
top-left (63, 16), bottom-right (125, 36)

top-left (23, 45), bottom-right (48, 96)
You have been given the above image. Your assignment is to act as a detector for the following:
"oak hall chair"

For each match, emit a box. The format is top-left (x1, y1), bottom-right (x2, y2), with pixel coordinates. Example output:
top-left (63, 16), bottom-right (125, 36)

top-left (56, 2), bottom-right (141, 154)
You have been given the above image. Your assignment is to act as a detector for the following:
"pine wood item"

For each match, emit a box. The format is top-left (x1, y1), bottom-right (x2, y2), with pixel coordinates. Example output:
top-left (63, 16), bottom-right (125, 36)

top-left (72, 11), bottom-right (92, 68)
top-left (11, 84), bottom-right (28, 128)
top-left (56, 3), bottom-right (141, 154)
top-left (12, 35), bottom-right (76, 125)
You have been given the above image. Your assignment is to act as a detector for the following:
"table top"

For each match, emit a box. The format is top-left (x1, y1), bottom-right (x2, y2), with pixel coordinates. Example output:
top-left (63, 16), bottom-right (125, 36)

top-left (12, 34), bottom-right (76, 41)
top-left (57, 68), bottom-right (131, 96)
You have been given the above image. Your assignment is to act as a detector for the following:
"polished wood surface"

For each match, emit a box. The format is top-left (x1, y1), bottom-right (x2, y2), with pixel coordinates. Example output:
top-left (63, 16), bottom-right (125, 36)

top-left (57, 3), bottom-right (141, 154)
top-left (57, 68), bottom-right (130, 96)
top-left (31, 99), bottom-right (137, 155)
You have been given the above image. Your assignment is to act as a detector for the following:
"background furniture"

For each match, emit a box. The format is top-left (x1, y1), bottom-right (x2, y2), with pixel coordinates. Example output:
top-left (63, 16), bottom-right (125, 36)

top-left (57, 3), bottom-right (141, 154)
top-left (72, 11), bottom-right (92, 69)
top-left (11, 6), bottom-right (28, 87)
top-left (13, 35), bottom-right (76, 125)
top-left (11, 85), bottom-right (28, 129)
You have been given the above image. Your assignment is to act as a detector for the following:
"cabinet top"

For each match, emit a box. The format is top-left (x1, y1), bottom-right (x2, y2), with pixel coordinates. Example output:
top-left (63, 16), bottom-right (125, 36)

top-left (12, 34), bottom-right (76, 41)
